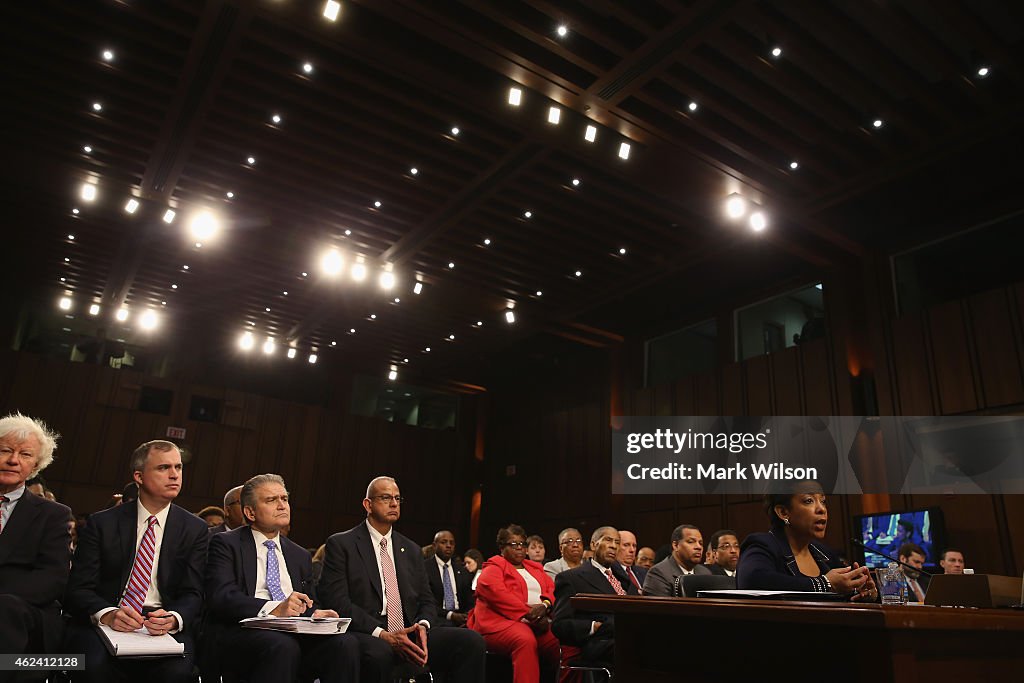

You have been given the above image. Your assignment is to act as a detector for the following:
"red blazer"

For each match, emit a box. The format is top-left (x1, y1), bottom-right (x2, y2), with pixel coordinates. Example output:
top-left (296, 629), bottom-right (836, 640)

top-left (468, 555), bottom-right (555, 635)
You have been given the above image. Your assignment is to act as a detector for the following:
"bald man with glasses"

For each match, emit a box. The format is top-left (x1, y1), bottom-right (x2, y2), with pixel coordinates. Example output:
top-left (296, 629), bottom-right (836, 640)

top-left (544, 528), bottom-right (585, 579)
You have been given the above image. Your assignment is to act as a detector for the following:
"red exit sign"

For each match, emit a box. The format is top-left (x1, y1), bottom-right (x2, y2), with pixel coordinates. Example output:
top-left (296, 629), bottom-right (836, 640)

top-left (166, 426), bottom-right (187, 440)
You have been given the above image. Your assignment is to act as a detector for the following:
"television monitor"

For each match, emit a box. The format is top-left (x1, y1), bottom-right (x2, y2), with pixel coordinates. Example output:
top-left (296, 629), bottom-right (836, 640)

top-left (852, 507), bottom-right (946, 570)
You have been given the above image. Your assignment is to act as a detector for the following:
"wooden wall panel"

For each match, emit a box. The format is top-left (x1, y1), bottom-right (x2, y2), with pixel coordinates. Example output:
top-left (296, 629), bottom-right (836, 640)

top-left (928, 301), bottom-right (979, 414)
top-left (967, 289), bottom-right (1024, 408)
top-left (695, 373), bottom-right (718, 415)
top-left (889, 315), bottom-right (935, 414)
top-left (800, 338), bottom-right (832, 414)
top-left (674, 376), bottom-right (695, 415)
top-left (721, 363), bottom-right (743, 415)
top-left (745, 356), bottom-right (772, 415)
top-left (772, 347), bottom-right (802, 415)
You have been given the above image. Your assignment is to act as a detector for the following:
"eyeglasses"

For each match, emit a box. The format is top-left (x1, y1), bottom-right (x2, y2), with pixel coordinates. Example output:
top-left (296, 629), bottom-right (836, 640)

top-left (370, 494), bottom-right (404, 504)
top-left (560, 539), bottom-right (584, 546)
top-left (716, 543), bottom-right (740, 550)
top-left (505, 542), bottom-right (527, 549)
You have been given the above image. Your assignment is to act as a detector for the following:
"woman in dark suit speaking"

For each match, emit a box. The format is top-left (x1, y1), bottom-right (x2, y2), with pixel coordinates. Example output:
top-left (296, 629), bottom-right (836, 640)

top-left (737, 482), bottom-right (877, 600)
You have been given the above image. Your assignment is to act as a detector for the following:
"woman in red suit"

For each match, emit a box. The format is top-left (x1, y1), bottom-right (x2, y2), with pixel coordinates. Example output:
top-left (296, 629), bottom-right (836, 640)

top-left (469, 524), bottom-right (560, 683)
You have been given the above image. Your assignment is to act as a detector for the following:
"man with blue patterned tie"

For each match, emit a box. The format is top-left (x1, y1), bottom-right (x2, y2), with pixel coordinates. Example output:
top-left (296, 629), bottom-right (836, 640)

top-left (425, 530), bottom-right (475, 626)
top-left (205, 474), bottom-right (359, 682)
top-left (64, 440), bottom-right (208, 683)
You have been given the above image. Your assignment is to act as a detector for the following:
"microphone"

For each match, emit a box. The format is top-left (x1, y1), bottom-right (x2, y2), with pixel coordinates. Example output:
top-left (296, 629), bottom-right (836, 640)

top-left (850, 538), bottom-right (934, 577)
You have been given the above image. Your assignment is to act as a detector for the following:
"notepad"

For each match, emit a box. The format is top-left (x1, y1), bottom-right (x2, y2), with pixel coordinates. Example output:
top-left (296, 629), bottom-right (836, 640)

top-left (96, 624), bottom-right (185, 657)
top-left (240, 616), bottom-right (352, 635)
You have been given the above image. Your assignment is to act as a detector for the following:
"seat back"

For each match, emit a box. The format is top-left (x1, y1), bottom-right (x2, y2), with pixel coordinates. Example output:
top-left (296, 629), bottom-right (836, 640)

top-left (680, 574), bottom-right (736, 597)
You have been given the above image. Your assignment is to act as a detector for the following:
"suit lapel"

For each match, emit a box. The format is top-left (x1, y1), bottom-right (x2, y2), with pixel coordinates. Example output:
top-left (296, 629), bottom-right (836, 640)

top-left (118, 502), bottom-right (138, 593)
top-left (240, 526), bottom-right (257, 595)
top-left (157, 504), bottom-right (179, 593)
top-left (281, 536), bottom-right (305, 592)
top-left (0, 492), bottom-right (41, 565)
top-left (355, 524), bottom-right (384, 602)
top-left (580, 562), bottom-right (615, 594)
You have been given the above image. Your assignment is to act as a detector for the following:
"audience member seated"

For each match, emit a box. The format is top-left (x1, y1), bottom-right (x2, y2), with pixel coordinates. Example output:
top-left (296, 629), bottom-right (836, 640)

top-left (197, 504), bottom-right (226, 529)
top-left (468, 524), bottom-right (559, 683)
top-left (205, 473), bottom-right (359, 683)
top-left (64, 439), bottom-right (208, 683)
top-left (25, 474), bottom-right (48, 498)
top-left (940, 548), bottom-right (965, 574)
top-left (526, 534), bottom-right (546, 563)
top-left (544, 527), bottom-right (585, 579)
top-left (552, 526), bottom-right (637, 672)
top-left (615, 529), bottom-right (646, 592)
top-left (898, 542), bottom-right (929, 603)
top-left (707, 529), bottom-right (740, 577)
top-left (736, 482), bottom-right (876, 601)
top-left (642, 524), bottom-right (710, 596)
top-left (636, 546), bottom-right (656, 570)
top-left (318, 476), bottom-right (485, 683)
top-left (0, 413), bottom-right (72, 665)
top-left (209, 485), bottom-right (243, 535)
top-left (425, 529), bottom-right (474, 626)
top-left (464, 548), bottom-right (484, 590)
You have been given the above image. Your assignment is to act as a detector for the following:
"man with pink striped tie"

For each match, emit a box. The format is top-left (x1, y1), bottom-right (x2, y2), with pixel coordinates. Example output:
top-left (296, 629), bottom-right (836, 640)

top-left (64, 440), bottom-right (208, 682)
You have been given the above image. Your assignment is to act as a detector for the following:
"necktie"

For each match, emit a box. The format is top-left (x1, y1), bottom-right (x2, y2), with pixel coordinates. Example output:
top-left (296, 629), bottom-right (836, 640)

top-left (909, 578), bottom-right (925, 602)
top-left (265, 540), bottom-right (286, 601)
top-left (626, 566), bottom-right (641, 592)
top-left (442, 563), bottom-right (455, 611)
top-left (605, 568), bottom-right (627, 596)
top-left (380, 537), bottom-right (405, 632)
top-left (0, 495), bottom-right (8, 534)
top-left (121, 516), bottom-right (158, 614)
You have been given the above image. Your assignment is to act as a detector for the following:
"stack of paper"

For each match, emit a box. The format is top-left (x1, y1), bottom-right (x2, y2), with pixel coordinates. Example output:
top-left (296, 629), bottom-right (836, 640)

top-left (697, 589), bottom-right (842, 600)
top-left (96, 624), bottom-right (185, 657)
top-left (240, 616), bottom-right (352, 635)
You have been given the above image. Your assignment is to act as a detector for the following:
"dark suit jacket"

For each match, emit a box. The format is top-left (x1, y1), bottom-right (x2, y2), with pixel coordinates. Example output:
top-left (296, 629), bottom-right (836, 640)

top-left (207, 522), bottom-right (228, 535)
top-left (424, 556), bottom-right (475, 622)
top-left (708, 564), bottom-right (737, 577)
top-left (205, 525), bottom-right (318, 625)
top-left (736, 530), bottom-right (844, 592)
top-left (551, 562), bottom-right (638, 647)
top-left (641, 556), bottom-right (711, 596)
top-left (0, 492), bottom-right (71, 650)
top-left (318, 522), bottom-right (435, 635)
top-left (615, 562), bottom-right (646, 592)
top-left (65, 501), bottom-right (209, 628)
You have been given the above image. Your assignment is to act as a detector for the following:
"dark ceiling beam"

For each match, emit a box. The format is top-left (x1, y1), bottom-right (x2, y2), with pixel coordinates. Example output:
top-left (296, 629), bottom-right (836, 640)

top-left (929, 2), bottom-right (1024, 86)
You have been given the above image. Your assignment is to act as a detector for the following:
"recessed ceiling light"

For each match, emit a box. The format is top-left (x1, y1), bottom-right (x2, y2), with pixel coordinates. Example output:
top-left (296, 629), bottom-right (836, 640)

top-left (182, 265), bottom-right (189, 270)
top-left (571, 178), bottom-right (580, 186)
top-left (163, 209), bottom-right (176, 223)
top-left (350, 328), bottom-right (356, 334)
top-left (524, 210), bottom-right (532, 218)
top-left (246, 156), bottom-right (256, 165)
top-left (59, 277), bottom-right (65, 282)
top-left (725, 193), bottom-right (748, 219)
top-left (115, 308), bottom-right (129, 322)
top-left (302, 272), bottom-right (308, 277)
top-left (351, 262), bottom-right (367, 281)
top-left (547, 107), bottom-right (561, 124)
top-left (394, 297), bottom-right (400, 303)
top-left (161, 301), bottom-right (166, 306)
top-left (287, 347), bottom-right (297, 359)
top-left (448, 262), bottom-right (455, 269)
top-left (331, 341), bottom-right (337, 346)
top-left (271, 114), bottom-right (282, 124)
top-left (88, 304), bottom-right (100, 316)
top-left (265, 307), bottom-right (270, 312)
top-left (58, 297), bottom-right (72, 311)
top-left (388, 367), bottom-right (398, 381)
top-left (749, 211), bottom-right (768, 232)
top-left (226, 191), bottom-right (234, 199)
top-left (374, 200), bottom-right (381, 208)
top-left (977, 66), bottom-right (990, 77)
top-left (189, 210), bottom-right (219, 240)
top-left (68, 234), bottom-right (75, 240)
top-left (323, 0), bottom-right (341, 22)
top-left (872, 119), bottom-right (884, 129)
top-left (425, 347), bottom-right (431, 352)
top-left (262, 338), bottom-right (275, 355)
top-left (476, 321), bottom-right (483, 327)
top-left (140, 310), bottom-right (158, 331)
top-left (584, 125), bottom-right (597, 142)
top-left (483, 238), bottom-right (491, 246)
top-left (409, 167), bottom-right (418, 175)
top-left (321, 249), bottom-right (344, 276)
top-left (448, 334), bottom-right (455, 340)
top-left (302, 62), bottom-right (314, 74)
top-left (80, 182), bottom-right (97, 202)
top-left (688, 101), bottom-right (698, 112)
top-left (505, 310), bottom-right (516, 324)
top-left (91, 102), bottom-right (102, 112)
top-left (450, 126), bottom-right (460, 136)
top-left (83, 145), bottom-right (92, 154)
top-left (64, 257), bottom-right (70, 263)
top-left (102, 49), bottom-right (114, 62)
top-left (380, 271), bottom-right (396, 289)
top-left (536, 290), bottom-right (542, 296)
top-left (413, 282), bottom-right (423, 294)
top-left (403, 358), bottom-right (409, 363)
top-left (771, 46), bottom-right (782, 58)
top-left (789, 161), bottom-right (799, 170)
top-left (619, 247), bottom-right (627, 255)
top-left (124, 198), bottom-right (139, 214)
top-left (369, 314), bottom-right (376, 319)
top-left (72, 208), bottom-right (80, 215)
top-left (575, 270), bottom-right (583, 277)
top-left (171, 284), bottom-right (178, 290)
top-left (195, 242), bottom-right (203, 248)
top-left (618, 142), bottom-right (631, 160)
top-left (282, 291), bottom-right (288, 296)
top-left (508, 87), bottom-right (522, 106)
top-left (308, 353), bottom-right (318, 364)
top-left (557, 25), bottom-right (568, 37)
top-left (344, 229), bottom-right (352, 236)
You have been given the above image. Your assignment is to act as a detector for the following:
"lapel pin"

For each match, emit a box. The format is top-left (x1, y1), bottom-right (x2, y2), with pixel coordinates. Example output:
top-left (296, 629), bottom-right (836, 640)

top-left (400, 547), bottom-right (405, 553)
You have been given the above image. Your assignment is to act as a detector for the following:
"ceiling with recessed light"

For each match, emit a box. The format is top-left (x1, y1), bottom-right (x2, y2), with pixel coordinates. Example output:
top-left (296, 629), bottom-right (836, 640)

top-left (4, 0), bottom-right (1023, 391)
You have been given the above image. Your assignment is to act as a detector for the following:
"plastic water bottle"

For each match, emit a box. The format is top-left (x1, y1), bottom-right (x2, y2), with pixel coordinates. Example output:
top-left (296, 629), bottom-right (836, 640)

top-left (879, 562), bottom-right (906, 605)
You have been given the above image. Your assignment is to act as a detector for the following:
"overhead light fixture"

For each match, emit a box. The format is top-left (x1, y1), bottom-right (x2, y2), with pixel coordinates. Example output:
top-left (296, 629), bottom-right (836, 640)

top-left (584, 125), bottom-right (597, 142)
top-left (749, 211), bottom-right (768, 232)
top-left (557, 25), bottom-right (568, 37)
top-left (547, 107), bottom-right (561, 124)
top-left (771, 46), bottom-right (782, 58)
top-left (450, 126), bottom-right (460, 136)
top-left (524, 210), bottom-right (532, 218)
top-left (68, 235), bottom-right (75, 240)
top-left (369, 314), bottom-right (376, 320)
top-left (163, 209), bottom-right (176, 223)
top-left (226, 191), bottom-right (234, 199)
top-left (246, 156), bottom-right (256, 165)
top-left (271, 113), bottom-right (282, 124)
top-left (374, 200), bottom-right (382, 208)
top-left (351, 261), bottom-right (367, 282)
top-left (688, 101), bottom-right (698, 112)
top-left (287, 347), bottom-right (297, 359)
top-left (116, 308), bottom-right (130, 322)
top-left (264, 307), bottom-right (270, 312)
top-left (476, 321), bottom-right (483, 327)
top-left (388, 365), bottom-right (398, 381)
top-left (262, 338), bottom-right (275, 355)
top-left (571, 178), bottom-right (580, 186)
top-left (448, 334), bottom-right (455, 340)
top-left (80, 182), bottom-right (97, 202)
top-left (139, 310), bottom-right (158, 331)
top-left (413, 282), bottom-right (423, 294)
top-left (182, 265), bottom-right (189, 270)
top-left (394, 298), bottom-right (400, 303)
top-left (379, 270), bottom-right (396, 290)
top-left (872, 119), bottom-right (884, 129)
top-left (102, 49), bottom-right (114, 62)
top-left (789, 161), bottom-right (799, 170)
top-left (72, 208), bottom-right (80, 215)
top-left (124, 198), bottom-right (139, 214)
top-left (725, 193), bottom-right (747, 219)
top-left (308, 353), bottom-right (318, 364)
top-left (321, 249), bottom-right (344, 276)
top-left (344, 229), bottom-right (352, 236)
top-left (92, 102), bottom-right (103, 112)
top-left (189, 210), bottom-right (219, 240)
top-left (88, 304), bottom-right (100, 316)
top-left (409, 167), bottom-right (418, 176)
top-left (977, 66), bottom-right (990, 78)
top-left (575, 270), bottom-right (582, 277)
top-left (330, 341), bottom-right (337, 347)
top-left (505, 310), bottom-right (516, 324)
top-left (618, 142), bottom-right (631, 160)
top-left (448, 262), bottom-right (455, 269)
top-left (302, 62), bottom-right (314, 74)
top-left (239, 331), bottom-right (254, 350)
top-left (58, 297), bottom-right (72, 311)
top-left (619, 247), bottom-right (627, 255)
top-left (171, 284), bottom-right (178, 290)
top-left (83, 145), bottom-right (92, 154)
top-left (350, 328), bottom-right (356, 333)
top-left (425, 347), bottom-right (431, 352)
top-left (323, 1), bottom-right (341, 22)
top-left (536, 290), bottom-right (543, 297)
top-left (508, 87), bottom-right (522, 106)
top-left (483, 238), bottom-right (491, 245)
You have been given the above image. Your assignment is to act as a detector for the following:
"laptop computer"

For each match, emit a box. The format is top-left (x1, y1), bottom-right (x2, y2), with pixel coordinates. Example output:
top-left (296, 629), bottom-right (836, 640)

top-left (924, 574), bottom-right (1023, 608)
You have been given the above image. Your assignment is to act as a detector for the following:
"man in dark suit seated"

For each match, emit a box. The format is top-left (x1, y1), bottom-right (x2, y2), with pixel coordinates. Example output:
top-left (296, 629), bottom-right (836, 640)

top-left (205, 473), bottom-right (359, 682)
top-left (898, 542), bottom-right (930, 603)
top-left (642, 524), bottom-right (711, 596)
top-left (424, 529), bottom-right (474, 626)
top-left (706, 529), bottom-right (740, 578)
top-left (0, 413), bottom-right (72, 674)
top-left (318, 476), bottom-right (485, 682)
top-left (64, 440), bottom-right (208, 683)
top-left (614, 529), bottom-right (646, 593)
top-left (552, 526), bottom-right (638, 669)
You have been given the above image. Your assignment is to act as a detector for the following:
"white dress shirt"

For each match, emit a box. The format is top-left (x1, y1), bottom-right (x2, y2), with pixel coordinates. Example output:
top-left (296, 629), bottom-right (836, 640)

top-left (434, 554), bottom-right (460, 620)
top-left (366, 520), bottom-right (430, 638)
top-left (252, 527), bottom-right (294, 616)
top-left (0, 484), bottom-right (26, 532)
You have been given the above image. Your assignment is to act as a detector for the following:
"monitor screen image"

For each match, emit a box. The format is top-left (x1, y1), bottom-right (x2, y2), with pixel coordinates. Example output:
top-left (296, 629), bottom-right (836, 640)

top-left (853, 507), bottom-right (946, 569)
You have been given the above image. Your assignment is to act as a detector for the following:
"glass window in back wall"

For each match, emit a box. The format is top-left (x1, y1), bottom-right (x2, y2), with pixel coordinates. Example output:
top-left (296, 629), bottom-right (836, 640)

top-left (735, 283), bottom-right (824, 361)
